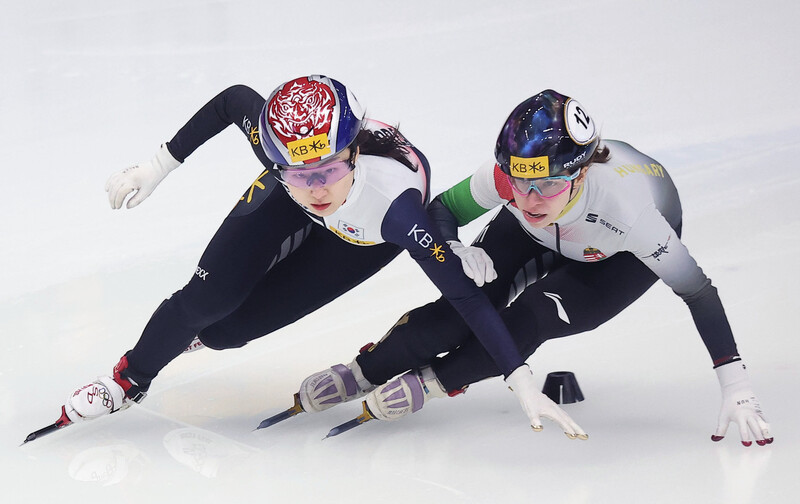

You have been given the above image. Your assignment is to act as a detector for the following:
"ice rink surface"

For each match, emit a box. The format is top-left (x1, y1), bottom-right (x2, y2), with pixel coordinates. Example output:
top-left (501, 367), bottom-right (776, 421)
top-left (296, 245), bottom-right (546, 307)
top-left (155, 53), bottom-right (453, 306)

top-left (2, 1), bottom-right (799, 502)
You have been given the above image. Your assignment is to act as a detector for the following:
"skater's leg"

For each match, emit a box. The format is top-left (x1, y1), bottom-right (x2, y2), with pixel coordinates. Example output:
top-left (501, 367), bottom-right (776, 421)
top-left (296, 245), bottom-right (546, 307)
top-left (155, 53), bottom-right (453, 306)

top-left (434, 252), bottom-right (659, 391)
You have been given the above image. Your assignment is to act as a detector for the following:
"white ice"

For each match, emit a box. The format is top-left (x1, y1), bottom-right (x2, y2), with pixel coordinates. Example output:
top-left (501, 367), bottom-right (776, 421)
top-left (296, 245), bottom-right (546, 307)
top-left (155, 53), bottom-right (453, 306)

top-left (2, 1), bottom-right (799, 502)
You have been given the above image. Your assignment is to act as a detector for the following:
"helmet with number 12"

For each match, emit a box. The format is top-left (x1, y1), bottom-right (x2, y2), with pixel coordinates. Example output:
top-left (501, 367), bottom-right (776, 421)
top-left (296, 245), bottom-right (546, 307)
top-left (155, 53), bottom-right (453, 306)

top-left (495, 89), bottom-right (600, 181)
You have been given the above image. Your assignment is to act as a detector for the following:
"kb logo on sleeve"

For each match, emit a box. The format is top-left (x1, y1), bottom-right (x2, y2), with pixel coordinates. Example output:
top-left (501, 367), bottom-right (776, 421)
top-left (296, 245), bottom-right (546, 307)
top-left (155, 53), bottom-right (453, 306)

top-left (242, 116), bottom-right (260, 145)
top-left (407, 224), bottom-right (446, 262)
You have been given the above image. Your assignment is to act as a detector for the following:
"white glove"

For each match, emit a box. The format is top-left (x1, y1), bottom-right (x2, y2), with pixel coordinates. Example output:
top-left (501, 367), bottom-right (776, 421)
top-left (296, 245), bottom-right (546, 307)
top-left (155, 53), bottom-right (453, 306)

top-left (105, 144), bottom-right (181, 209)
top-left (447, 240), bottom-right (497, 287)
top-left (505, 365), bottom-right (588, 439)
top-left (713, 360), bottom-right (772, 446)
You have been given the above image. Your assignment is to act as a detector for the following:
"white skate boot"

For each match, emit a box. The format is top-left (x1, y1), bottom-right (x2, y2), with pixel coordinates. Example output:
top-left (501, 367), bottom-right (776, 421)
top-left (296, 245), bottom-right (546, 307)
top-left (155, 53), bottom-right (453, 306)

top-left (256, 359), bottom-right (376, 430)
top-left (64, 355), bottom-right (147, 423)
top-left (23, 356), bottom-right (149, 443)
top-left (299, 359), bottom-right (375, 413)
top-left (182, 336), bottom-right (206, 354)
top-left (364, 366), bottom-right (447, 421)
top-left (65, 376), bottom-right (128, 423)
top-left (323, 366), bottom-right (449, 438)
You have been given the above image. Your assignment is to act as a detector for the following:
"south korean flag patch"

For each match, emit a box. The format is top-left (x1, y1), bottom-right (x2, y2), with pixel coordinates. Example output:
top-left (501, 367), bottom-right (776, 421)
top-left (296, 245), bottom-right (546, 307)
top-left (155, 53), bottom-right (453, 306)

top-left (338, 221), bottom-right (365, 240)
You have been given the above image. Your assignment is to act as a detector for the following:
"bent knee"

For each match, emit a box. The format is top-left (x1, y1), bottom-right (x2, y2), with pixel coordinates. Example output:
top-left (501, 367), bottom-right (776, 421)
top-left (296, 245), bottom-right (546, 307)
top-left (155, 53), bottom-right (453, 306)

top-left (196, 328), bottom-right (249, 350)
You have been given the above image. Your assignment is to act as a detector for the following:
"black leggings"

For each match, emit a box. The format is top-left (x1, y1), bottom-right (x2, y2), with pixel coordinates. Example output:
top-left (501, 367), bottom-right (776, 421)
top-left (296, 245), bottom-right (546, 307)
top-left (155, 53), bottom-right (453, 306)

top-left (125, 173), bottom-right (400, 384)
top-left (357, 207), bottom-right (667, 392)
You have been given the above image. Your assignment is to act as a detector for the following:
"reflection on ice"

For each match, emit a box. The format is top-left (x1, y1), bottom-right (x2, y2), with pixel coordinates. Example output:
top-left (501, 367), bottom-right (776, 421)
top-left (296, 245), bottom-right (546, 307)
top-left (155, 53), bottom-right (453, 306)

top-left (68, 442), bottom-right (148, 486)
top-left (717, 446), bottom-right (773, 504)
top-left (162, 427), bottom-right (255, 479)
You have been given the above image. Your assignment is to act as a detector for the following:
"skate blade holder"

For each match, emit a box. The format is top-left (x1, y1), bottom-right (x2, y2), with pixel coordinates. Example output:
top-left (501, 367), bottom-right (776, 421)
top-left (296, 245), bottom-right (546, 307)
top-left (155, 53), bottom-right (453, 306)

top-left (542, 371), bottom-right (584, 404)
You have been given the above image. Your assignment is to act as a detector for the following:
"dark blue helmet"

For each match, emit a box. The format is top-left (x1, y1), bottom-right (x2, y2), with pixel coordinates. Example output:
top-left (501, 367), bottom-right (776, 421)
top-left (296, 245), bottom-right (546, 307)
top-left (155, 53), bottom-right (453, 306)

top-left (495, 89), bottom-right (600, 179)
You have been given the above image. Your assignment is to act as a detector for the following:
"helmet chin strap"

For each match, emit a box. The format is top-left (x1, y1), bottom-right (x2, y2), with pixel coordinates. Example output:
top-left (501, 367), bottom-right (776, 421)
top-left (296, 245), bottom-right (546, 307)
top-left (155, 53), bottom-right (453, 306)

top-left (567, 166), bottom-right (590, 201)
top-left (567, 181), bottom-right (578, 201)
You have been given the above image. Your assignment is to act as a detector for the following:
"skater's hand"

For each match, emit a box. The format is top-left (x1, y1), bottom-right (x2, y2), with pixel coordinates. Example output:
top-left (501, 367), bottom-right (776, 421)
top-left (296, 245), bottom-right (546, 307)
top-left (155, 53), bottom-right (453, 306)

top-left (713, 361), bottom-right (772, 446)
top-left (505, 365), bottom-right (588, 440)
top-left (106, 144), bottom-right (180, 209)
top-left (448, 241), bottom-right (497, 287)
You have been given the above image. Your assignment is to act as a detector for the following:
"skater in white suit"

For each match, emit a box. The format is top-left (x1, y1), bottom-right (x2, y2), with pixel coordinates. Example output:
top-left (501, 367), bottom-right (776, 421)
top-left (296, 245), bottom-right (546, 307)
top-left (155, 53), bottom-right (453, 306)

top-left (293, 89), bottom-right (772, 447)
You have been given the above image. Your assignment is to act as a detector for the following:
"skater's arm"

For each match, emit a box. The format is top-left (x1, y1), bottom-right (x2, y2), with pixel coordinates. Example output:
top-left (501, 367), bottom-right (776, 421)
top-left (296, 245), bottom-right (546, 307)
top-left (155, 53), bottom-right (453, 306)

top-left (626, 204), bottom-right (738, 362)
top-left (106, 85), bottom-right (272, 209)
top-left (382, 189), bottom-right (523, 377)
top-left (166, 84), bottom-right (271, 166)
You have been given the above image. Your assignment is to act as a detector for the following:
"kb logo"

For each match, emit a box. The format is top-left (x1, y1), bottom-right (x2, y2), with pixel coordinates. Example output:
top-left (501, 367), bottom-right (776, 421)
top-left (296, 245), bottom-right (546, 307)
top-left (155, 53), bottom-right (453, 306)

top-left (509, 155), bottom-right (550, 178)
top-left (242, 116), bottom-right (259, 145)
top-left (512, 159), bottom-right (547, 174)
top-left (407, 223), bottom-right (433, 248)
top-left (287, 133), bottom-right (332, 163)
top-left (290, 138), bottom-right (328, 158)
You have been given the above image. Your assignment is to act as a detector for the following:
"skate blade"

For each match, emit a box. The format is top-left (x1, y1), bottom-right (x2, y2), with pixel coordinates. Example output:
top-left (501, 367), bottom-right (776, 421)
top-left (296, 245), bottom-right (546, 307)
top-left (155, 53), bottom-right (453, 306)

top-left (324, 401), bottom-right (375, 439)
top-left (255, 393), bottom-right (304, 430)
top-left (21, 406), bottom-right (73, 446)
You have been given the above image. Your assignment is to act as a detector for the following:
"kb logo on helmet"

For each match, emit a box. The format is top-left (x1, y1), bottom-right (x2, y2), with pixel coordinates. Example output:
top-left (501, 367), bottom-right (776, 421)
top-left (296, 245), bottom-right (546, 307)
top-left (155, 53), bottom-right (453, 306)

top-left (287, 133), bottom-right (332, 163)
top-left (509, 155), bottom-right (550, 179)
